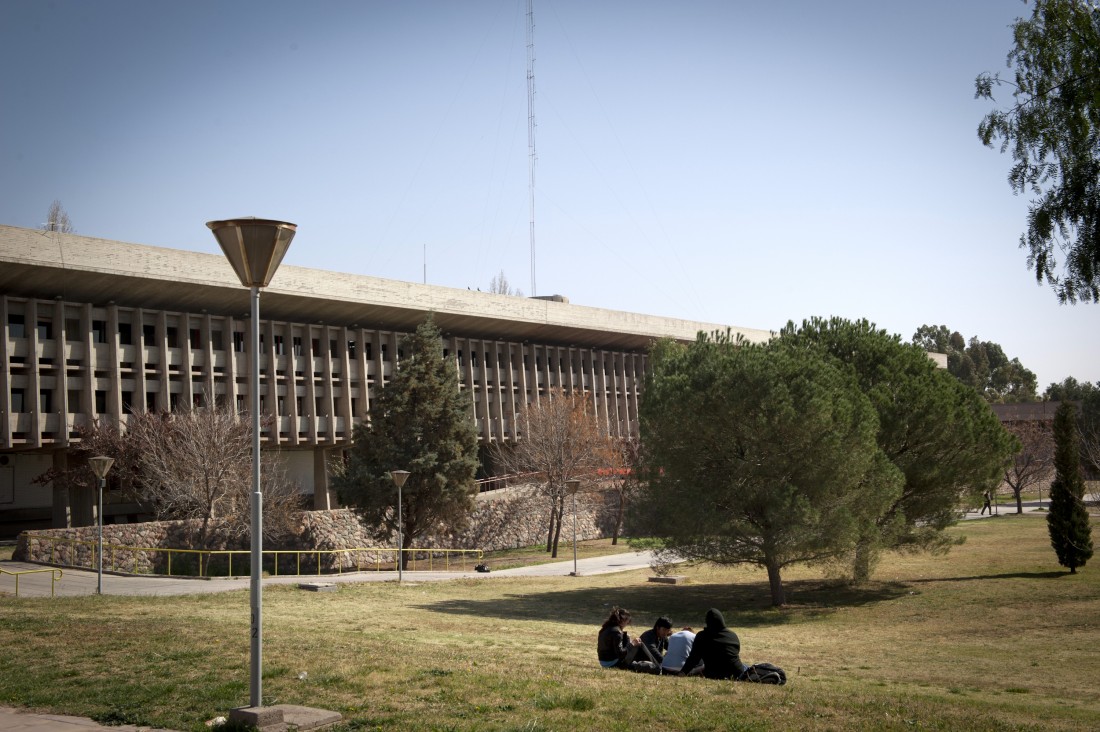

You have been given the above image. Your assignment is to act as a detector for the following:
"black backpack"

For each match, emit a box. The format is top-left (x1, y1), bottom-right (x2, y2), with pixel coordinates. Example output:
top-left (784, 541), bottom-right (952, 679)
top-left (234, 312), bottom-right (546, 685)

top-left (739, 662), bottom-right (786, 685)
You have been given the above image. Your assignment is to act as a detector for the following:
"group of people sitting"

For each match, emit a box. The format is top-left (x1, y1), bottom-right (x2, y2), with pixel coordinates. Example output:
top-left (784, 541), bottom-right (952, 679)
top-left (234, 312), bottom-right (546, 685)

top-left (597, 606), bottom-right (747, 679)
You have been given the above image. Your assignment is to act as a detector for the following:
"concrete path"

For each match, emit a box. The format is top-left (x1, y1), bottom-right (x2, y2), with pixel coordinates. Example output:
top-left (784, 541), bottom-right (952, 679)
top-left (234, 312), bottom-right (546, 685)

top-left (0, 706), bottom-right (178, 732)
top-left (0, 550), bottom-right (658, 599)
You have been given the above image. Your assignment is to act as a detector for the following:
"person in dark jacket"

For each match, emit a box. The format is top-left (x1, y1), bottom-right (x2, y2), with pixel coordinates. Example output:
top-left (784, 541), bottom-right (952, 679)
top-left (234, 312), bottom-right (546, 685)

top-left (678, 608), bottom-right (747, 680)
top-left (596, 607), bottom-right (658, 672)
top-left (638, 616), bottom-right (673, 665)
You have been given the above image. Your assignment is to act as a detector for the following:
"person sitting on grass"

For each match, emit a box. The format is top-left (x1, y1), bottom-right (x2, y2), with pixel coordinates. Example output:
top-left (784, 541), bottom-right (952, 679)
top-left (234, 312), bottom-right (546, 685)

top-left (596, 606), bottom-right (660, 673)
top-left (678, 608), bottom-right (747, 680)
top-left (661, 627), bottom-right (702, 675)
top-left (639, 616), bottom-right (673, 666)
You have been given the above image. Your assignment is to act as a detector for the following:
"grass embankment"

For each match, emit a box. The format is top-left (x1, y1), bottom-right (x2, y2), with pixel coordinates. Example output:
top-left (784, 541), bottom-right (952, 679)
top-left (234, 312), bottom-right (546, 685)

top-left (1, 517), bottom-right (1098, 731)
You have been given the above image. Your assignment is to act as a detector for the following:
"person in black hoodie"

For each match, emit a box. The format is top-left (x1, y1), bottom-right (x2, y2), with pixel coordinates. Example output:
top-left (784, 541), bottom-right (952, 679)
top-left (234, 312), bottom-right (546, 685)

top-left (677, 608), bottom-right (747, 680)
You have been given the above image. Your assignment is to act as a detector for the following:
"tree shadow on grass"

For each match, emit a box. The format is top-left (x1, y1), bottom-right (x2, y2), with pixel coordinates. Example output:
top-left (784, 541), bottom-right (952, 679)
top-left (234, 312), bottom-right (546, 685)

top-left (413, 577), bottom-right (911, 629)
top-left (908, 570), bottom-right (1068, 583)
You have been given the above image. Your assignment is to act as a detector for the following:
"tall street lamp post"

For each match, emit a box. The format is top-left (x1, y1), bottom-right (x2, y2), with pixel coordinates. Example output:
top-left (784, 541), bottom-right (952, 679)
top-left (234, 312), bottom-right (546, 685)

top-left (391, 470), bottom-right (410, 583)
top-left (88, 456), bottom-right (114, 595)
top-left (208, 217), bottom-right (296, 710)
top-left (566, 479), bottom-right (581, 576)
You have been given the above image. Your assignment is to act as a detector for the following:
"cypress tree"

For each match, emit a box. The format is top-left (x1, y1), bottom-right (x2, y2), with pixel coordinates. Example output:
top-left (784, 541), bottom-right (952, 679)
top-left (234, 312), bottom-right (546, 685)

top-left (333, 316), bottom-right (479, 568)
top-left (1046, 402), bottom-right (1093, 573)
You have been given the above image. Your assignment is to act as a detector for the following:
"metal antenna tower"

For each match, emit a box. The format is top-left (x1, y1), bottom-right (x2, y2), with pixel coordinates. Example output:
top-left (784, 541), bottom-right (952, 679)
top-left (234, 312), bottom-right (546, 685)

top-left (526, 0), bottom-right (537, 296)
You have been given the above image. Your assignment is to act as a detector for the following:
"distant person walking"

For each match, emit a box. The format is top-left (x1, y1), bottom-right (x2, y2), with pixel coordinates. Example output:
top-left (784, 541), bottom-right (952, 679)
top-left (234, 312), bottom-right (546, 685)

top-left (980, 491), bottom-right (993, 515)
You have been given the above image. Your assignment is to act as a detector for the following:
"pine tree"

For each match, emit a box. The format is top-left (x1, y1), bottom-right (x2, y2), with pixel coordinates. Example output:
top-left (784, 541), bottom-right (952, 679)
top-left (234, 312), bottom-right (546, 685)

top-left (1046, 402), bottom-right (1093, 574)
top-left (332, 316), bottom-right (479, 568)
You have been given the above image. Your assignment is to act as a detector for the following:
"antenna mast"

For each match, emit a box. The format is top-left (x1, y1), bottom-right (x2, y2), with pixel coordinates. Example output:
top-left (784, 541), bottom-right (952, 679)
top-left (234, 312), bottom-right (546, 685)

top-left (526, 0), bottom-right (537, 296)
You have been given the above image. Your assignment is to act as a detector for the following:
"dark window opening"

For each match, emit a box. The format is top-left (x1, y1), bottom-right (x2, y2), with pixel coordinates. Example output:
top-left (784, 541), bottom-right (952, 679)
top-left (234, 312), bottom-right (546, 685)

top-left (7, 314), bottom-right (25, 338)
top-left (65, 318), bottom-right (81, 341)
top-left (118, 322), bottom-right (132, 345)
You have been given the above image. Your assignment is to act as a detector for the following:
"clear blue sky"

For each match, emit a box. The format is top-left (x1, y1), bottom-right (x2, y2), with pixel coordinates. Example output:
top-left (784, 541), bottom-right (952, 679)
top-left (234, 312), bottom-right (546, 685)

top-left (2, 0), bottom-right (1097, 390)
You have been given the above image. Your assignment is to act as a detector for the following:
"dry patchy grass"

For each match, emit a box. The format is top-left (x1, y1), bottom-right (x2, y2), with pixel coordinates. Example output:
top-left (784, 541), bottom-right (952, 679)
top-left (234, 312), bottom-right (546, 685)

top-left (1, 516), bottom-right (1098, 731)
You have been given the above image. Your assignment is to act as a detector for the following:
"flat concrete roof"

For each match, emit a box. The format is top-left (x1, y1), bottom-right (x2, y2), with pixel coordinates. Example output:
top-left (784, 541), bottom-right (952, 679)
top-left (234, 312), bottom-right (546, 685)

top-left (0, 224), bottom-right (772, 351)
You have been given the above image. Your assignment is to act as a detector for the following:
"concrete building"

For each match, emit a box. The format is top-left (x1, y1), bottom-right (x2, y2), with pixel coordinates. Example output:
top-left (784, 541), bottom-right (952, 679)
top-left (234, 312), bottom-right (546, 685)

top-left (0, 224), bottom-right (771, 535)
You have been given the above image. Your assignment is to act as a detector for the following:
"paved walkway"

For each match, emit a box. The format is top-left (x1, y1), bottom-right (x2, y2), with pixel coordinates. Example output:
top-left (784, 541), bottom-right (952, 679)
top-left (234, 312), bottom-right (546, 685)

top-left (0, 550), bottom-right (658, 599)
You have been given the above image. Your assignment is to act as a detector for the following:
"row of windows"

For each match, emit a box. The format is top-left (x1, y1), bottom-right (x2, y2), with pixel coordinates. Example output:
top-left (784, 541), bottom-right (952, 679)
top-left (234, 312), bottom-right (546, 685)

top-left (7, 314), bottom-right (640, 377)
top-left (7, 387), bottom-right (352, 417)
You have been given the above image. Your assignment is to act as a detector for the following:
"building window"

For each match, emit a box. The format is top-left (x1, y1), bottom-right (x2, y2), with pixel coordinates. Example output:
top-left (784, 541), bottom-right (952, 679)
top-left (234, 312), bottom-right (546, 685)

top-left (118, 322), bottom-right (133, 345)
top-left (92, 320), bottom-right (108, 344)
top-left (11, 389), bottom-right (25, 413)
top-left (37, 320), bottom-right (53, 340)
top-left (348, 340), bottom-right (357, 359)
top-left (274, 335), bottom-right (285, 355)
top-left (293, 337), bottom-right (303, 356)
top-left (146, 392), bottom-right (157, 412)
top-left (165, 327), bottom-right (178, 348)
top-left (169, 393), bottom-right (180, 411)
top-left (233, 331), bottom-right (245, 353)
top-left (39, 390), bottom-right (52, 413)
top-left (122, 391), bottom-right (134, 413)
top-left (65, 318), bottom-right (81, 341)
top-left (189, 328), bottom-right (202, 349)
top-left (211, 330), bottom-right (223, 350)
top-left (68, 389), bottom-right (81, 412)
top-left (143, 324), bottom-right (156, 344)
top-left (94, 390), bottom-right (107, 414)
top-left (7, 314), bottom-right (25, 338)
top-left (330, 339), bottom-right (339, 357)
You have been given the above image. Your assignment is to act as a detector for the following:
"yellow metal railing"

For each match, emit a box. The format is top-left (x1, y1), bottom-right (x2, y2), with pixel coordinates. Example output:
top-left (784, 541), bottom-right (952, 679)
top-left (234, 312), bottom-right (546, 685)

top-left (20, 534), bottom-right (483, 579)
top-left (0, 566), bottom-right (65, 598)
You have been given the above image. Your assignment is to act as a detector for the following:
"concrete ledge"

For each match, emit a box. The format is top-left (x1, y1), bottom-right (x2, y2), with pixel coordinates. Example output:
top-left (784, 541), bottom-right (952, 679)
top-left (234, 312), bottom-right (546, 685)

top-left (230, 705), bottom-right (342, 732)
top-left (298, 582), bottom-right (338, 592)
top-left (647, 575), bottom-right (687, 584)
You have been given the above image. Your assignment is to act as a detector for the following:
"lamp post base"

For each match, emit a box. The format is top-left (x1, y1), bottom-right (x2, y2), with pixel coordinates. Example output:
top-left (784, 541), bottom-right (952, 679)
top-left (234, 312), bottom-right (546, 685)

top-left (229, 705), bottom-right (342, 732)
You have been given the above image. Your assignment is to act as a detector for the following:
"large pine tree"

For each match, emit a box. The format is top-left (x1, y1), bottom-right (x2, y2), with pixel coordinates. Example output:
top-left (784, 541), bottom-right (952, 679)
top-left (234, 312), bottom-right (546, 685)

top-left (333, 316), bottom-right (479, 568)
top-left (1047, 402), bottom-right (1093, 574)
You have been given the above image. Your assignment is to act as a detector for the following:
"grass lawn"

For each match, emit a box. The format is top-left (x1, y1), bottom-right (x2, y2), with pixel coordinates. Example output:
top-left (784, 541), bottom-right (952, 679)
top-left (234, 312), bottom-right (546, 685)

top-left (1, 516), bottom-right (1098, 731)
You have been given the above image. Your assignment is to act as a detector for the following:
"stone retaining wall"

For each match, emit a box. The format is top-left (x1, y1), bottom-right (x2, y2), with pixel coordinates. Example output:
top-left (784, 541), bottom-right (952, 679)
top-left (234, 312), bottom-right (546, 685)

top-left (14, 484), bottom-right (622, 575)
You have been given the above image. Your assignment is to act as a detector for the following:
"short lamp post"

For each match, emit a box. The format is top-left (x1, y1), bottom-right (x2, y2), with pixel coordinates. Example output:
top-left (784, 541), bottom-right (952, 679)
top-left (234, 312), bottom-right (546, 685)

top-left (391, 470), bottom-right (410, 583)
top-left (566, 479), bottom-right (581, 576)
top-left (208, 217), bottom-right (296, 710)
top-left (88, 456), bottom-right (114, 595)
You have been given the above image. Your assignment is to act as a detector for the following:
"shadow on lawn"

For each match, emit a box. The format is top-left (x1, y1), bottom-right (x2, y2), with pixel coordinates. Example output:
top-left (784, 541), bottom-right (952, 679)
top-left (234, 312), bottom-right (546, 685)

top-left (909, 570), bottom-right (1068, 583)
top-left (415, 578), bottom-right (911, 629)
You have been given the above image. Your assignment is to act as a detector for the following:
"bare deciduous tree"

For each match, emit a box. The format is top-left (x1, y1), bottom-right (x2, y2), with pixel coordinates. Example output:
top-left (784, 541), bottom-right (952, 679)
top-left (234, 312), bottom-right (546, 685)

top-left (1003, 421), bottom-right (1055, 513)
top-left (606, 438), bottom-right (642, 545)
top-left (493, 389), bottom-right (609, 557)
top-left (489, 270), bottom-right (523, 296)
top-left (127, 407), bottom-right (301, 548)
top-left (42, 200), bottom-right (74, 233)
top-left (33, 403), bottom-right (302, 545)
